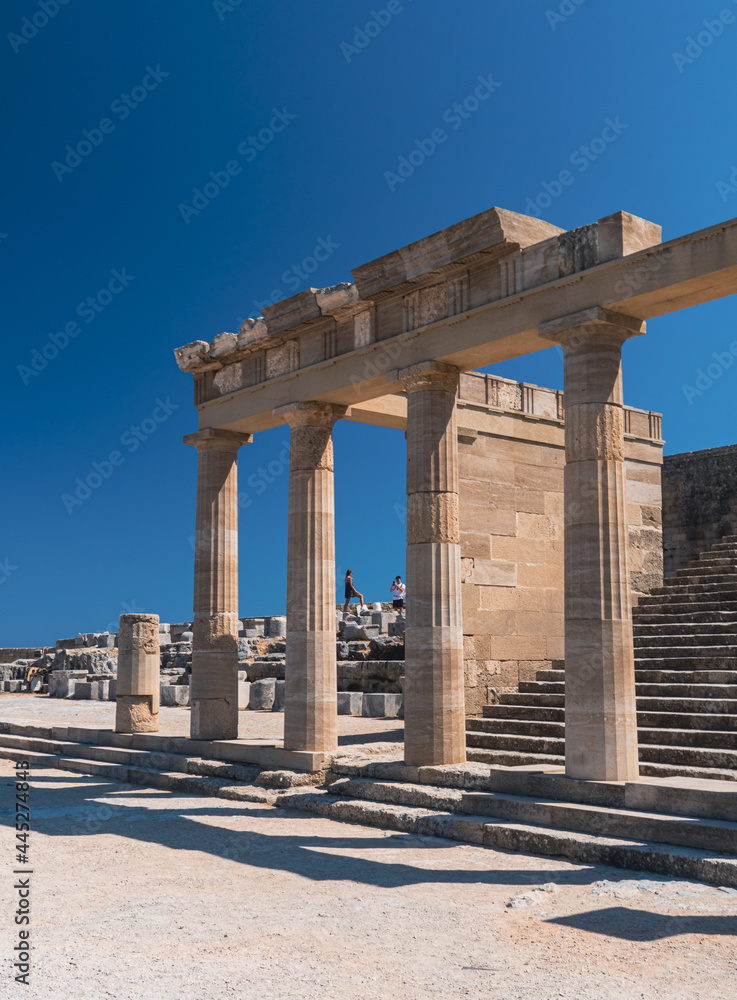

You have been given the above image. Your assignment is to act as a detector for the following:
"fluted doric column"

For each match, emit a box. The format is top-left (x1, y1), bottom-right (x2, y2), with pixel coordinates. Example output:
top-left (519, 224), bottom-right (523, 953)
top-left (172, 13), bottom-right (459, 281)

top-left (399, 361), bottom-right (466, 766)
top-left (115, 613), bottom-right (160, 733)
top-left (273, 401), bottom-right (346, 752)
top-left (540, 307), bottom-right (643, 781)
top-left (184, 427), bottom-right (251, 741)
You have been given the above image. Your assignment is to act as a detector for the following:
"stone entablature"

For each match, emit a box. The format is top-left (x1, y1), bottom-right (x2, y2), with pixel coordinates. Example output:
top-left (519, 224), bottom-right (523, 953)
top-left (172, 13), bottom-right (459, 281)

top-left (174, 208), bottom-right (661, 411)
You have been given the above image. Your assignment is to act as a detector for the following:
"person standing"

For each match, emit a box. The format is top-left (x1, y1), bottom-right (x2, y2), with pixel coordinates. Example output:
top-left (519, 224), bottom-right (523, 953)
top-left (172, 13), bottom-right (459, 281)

top-left (390, 575), bottom-right (405, 611)
top-left (343, 568), bottom-right (365, 614)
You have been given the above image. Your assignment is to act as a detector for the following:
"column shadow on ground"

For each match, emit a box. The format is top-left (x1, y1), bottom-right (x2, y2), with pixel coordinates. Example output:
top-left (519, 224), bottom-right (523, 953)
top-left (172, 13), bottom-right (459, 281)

top-left (547, 907), bottom-right (737, 940)
top-left (3, 771), bottom-right (733, 923)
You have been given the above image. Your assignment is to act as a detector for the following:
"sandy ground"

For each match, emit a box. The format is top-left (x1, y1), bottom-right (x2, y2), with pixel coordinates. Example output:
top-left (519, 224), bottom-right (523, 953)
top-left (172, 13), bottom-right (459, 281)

top-left (0, 693), bottom-right (403, 748)
top-left (1, 760), bottom-right (736, 1000)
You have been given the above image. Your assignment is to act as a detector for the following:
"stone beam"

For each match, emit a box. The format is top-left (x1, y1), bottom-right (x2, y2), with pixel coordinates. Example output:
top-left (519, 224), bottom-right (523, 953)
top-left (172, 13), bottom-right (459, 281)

top-left (186, 213), bottom-right (737, 434)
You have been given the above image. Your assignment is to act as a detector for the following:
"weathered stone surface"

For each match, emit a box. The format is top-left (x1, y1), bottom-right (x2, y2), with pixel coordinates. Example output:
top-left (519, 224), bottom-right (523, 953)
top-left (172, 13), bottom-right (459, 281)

top-left (237, 680), bottom-right (251, 709)
top-left (116, 613), bottom-right (160, 734)
top-left (362, 693), bottom-right (403, 718)
top-left (337, 692), bottom-right (363, 715)
top-left (160, 684), bottom-right (190, 707)
top-left (272, 679), bottom-right (286, 712)
top-left (249, 677), bottom-right (276, 711)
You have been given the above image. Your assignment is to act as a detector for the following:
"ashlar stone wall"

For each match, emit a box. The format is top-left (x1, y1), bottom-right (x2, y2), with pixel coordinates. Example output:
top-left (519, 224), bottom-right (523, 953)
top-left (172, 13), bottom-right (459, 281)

top-left (456, 372), bottom-right (663, 715)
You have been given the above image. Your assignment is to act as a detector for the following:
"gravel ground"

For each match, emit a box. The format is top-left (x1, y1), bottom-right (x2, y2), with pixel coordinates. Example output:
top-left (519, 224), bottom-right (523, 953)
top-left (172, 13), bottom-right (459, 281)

top-left (1, 761), bottom-right (736, 1000)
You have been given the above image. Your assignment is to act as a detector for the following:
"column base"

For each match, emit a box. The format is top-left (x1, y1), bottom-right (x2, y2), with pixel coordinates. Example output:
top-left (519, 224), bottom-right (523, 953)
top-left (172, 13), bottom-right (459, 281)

top-left (190, 698), bottom-right (239, 741)
top-left (115, 696), bottom-right (159, 734)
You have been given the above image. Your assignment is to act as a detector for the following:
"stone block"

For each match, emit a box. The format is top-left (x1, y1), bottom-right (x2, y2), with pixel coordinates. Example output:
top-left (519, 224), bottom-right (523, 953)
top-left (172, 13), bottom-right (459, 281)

top-left (74, 682), bottom-right (94, 700)
top-left (265, 616), bottom-right (287, 638)
top-left (337, 692), bottom-right (363, 715)
top-left (389, 618), bottom-right (406, 637)
top-left (342, 624), bottom-right (380, 641)
top-left (362, 693), bottom-right (403, 718)
top-left (108, 679), bottom-right (117, 701)
top-left (5, 680), bottom-right (22, 692)
top-left (249, 677), bottom-right (276, 710)
top-left (160, 684), bottom-right (190, 707)
top-left (272, 679), bottom-right (286, 712)
top-left (238, 680), bottom-right (251, 710)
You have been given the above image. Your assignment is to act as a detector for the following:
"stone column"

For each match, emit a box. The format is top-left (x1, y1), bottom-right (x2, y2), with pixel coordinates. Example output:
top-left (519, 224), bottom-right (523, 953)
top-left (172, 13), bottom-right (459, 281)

top-left (273, 401), bottom-right (346, 753)
top-left (540, 307), bottom-right (644, 782)
top-left (116, 613), bottom-right (160, 733)
top-left (184, 427), bottom-right (251, 741)
top-left (399, 361), bottom-right (466, 766)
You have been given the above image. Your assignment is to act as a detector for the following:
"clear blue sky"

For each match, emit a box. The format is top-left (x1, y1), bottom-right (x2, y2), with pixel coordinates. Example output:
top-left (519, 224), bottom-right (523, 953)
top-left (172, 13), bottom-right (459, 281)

top-left (2, 0), bottom-right (736, 645)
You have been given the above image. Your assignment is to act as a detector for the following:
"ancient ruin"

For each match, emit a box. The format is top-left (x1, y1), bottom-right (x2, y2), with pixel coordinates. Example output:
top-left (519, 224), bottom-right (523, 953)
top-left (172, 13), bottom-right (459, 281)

top-left (4, 204), bottom-right (737, 886)
top-left (171, 205), bottom-right (737, 783)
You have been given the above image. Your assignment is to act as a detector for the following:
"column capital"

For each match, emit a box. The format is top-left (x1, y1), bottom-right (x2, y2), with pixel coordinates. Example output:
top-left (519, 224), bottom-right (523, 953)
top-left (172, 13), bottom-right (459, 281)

top-left (395, 360), bottom-right (460, 394)
top-left (273, 401), bottom-right (348, 429)
top-left (538, 307), bottom-right (645, 348)
top-left (183, 427), bottom-right (252, 450)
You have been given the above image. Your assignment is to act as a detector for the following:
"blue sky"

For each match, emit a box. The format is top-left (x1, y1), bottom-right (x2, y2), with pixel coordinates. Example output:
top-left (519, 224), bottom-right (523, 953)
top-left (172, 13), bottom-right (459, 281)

top-left (2, 0), bottom-right (736, 645)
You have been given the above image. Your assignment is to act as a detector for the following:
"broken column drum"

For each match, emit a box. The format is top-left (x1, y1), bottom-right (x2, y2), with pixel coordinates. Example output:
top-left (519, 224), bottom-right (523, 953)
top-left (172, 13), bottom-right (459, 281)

top-left (115, 613), bottom-right (160, 733)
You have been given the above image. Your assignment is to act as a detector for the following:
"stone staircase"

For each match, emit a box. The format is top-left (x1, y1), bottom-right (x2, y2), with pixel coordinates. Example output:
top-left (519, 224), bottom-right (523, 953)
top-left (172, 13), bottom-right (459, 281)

top-left (1, 722), bottom-right (736, 886)
top-left (467, 534), bottom-right (737, 781)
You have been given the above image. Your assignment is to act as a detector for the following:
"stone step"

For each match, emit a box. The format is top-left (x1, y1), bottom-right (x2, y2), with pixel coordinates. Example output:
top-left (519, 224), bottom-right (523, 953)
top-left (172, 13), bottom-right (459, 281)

top-left (534, 670), bottom-right (566, 682)
top-left (499, 693), bottom-right (565, 707)
top-left (633, 611), bottom-right (737, 625)
top-left (633, 622), bottom-right (737, 636)
top-left (634, 634), bottom-right (737, 649)
top-left (639, 591), bottom-right (737, 605)
top-left (636, 683), bottom-right (737, 699)
top-left (638, 727), bottom-right (737, 750)
top-left (0, 742), bottom-right (279, 803)
top-left (519, 681), bottom-right (564, 694)
top-left (277, 786), bottom-right (737, 887)
top-left (635, 670), bottom-right (737, 685)
top-left (327, 775), bottom-right (737, 853)
top-left (675, 565), bottom-right (737, 579)
top-left (635, 646), bottom-right (737, 660)
top-left (639, 743), bottom-right (737, 770)
top-left (465, 747), bottom-right (564, 767)
top-left (648, 582), bottom-right (737, 596)
top-left (637, 712), bottom-right (737, 732)
top-left (636, 601), bottom-right (737, 615)
top-left (693, 552), bottom-right (737, 564)
top-left (635, 657), bottom-right (737, 671)
top-left (482, 704), bottom-right (565, 722)
top-left (635, 697), bottom-right (737, 715)
top-left (466, 731), bottom-right (565, 754)
top-left (467, 718), bottom-right (564, 738)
